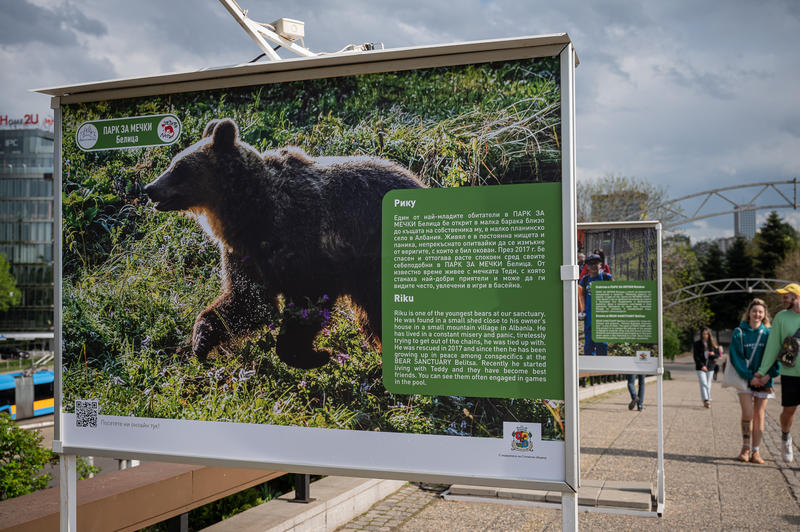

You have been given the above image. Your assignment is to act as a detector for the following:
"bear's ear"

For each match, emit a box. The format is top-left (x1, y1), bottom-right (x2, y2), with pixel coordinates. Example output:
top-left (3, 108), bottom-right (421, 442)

top-left (211, 119), bottom-right (238, 150)
top-left (202, 119), bottom-right (221, 138)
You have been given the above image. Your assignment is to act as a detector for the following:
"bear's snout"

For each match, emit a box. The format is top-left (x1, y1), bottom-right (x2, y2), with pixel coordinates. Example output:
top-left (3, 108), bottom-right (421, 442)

top-left (144, 176), bottom-right (178, 211)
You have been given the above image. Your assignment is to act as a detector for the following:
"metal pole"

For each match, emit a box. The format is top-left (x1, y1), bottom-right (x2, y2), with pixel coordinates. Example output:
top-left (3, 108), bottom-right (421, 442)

top-left (562, 492), bottom-right (578, 531)
top-left (52, 96), bottom-right (62, 447)
top-left (292, 473), bottom-right (312, 503)
top-left (656, 223), bottom-right (665, 516)
top-left (166, 512), bottom-right (189, 532)
top-left (59, 454), bottom-right (77, 532)
top-left (560, 42), bottom-right (580, 496)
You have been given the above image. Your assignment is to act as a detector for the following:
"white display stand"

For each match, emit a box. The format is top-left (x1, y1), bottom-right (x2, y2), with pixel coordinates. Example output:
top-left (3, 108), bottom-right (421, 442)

top-left (578, 220), bottom-right (665, 516)
top-left (44, 35), bottom-right (582, 531)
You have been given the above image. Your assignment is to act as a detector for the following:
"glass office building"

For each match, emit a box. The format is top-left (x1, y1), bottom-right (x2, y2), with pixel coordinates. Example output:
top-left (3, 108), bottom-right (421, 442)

top-left (0, 127), bottom-right (54, 349)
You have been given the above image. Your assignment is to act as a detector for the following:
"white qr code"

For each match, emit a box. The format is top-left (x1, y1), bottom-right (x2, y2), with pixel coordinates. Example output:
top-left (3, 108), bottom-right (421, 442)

top-left (75, 400), bottom-right (99, 428)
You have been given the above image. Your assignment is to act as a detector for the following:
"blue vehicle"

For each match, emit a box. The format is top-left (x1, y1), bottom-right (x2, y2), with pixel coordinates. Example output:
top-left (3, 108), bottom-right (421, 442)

top-left (0, 369), bottom-right (54, 420)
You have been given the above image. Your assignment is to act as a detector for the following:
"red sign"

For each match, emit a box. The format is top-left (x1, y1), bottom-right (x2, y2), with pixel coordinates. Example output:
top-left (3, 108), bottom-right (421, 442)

top-left (0, 113), bottom-right (54, 130)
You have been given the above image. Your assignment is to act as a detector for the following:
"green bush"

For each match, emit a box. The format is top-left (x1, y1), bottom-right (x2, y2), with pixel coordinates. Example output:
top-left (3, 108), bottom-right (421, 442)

top-left (0, 413), bottom-right (55, 500)
top-left (663, 318), bottom-right (682, 359)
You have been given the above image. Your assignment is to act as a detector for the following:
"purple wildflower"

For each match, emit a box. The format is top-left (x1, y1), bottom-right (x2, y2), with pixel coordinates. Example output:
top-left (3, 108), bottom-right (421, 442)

top-left (336, 352), bottom-right (350, 364)
top-left (268, 323), bottom-right (276, 331)
top-left (322, 328), bottom-right (330, 336)
top-left (298, 380), bottom-right (307, 389)
top-left (301, 308), bottom-right (309, 319)
top-left (320, 308), bottom-right (331, 326)
top-left (287, 301), bottom-right (295, 308)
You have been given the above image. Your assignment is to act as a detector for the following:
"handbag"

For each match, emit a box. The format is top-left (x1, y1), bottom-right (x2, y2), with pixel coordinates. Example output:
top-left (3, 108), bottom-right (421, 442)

top-left (722, 327), bottom-right (763, 390)
top-left (778, 327), bottom-right (800, 367)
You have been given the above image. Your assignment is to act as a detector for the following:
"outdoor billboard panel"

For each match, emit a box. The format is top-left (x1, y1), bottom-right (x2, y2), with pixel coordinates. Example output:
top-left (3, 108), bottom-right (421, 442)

top-left (578, 222), bottom-right (662, 374)
top-left (52, 37), bottom-right (575, 487)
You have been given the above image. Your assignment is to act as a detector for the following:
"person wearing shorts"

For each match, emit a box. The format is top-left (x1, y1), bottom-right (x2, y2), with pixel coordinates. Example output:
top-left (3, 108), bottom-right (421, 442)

top-left (753, 283), bottom-right (800, 463)
top-left (729, 298), bottom-right (775, 464)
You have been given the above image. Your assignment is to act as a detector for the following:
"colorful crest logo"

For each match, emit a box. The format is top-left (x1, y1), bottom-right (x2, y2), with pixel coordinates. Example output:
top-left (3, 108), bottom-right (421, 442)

top-left (511, 425), bottom-right (533, 451)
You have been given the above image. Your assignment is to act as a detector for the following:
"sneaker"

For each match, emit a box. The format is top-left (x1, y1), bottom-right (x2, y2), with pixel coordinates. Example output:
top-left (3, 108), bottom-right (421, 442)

top-left (783, 435), bottom-right (794, 463)
top-left (704, 400), bottom-right (711, 408)
top-left (637, 404), bottom-right (643, 411)
top-left (628, 399), bottom-right (637, 410)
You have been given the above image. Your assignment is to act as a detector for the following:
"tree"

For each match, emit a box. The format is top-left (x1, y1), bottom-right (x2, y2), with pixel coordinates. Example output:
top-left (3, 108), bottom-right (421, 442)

top-left (754, 211), bottom-right (798, 278)
top-left (576, 174), bottom-right (680, 225)
top-left (0, 254), bottom-right (22, 313)
top-left (662, 235), bottom-right (711, 349)
top-left (0, 414), bottom-right (55, 500)
top-left (698, 243), bottom-right (727, 331)
top-left (721, 237), bottom-right (756, 326)
top-left (775, 249), bottom-right (800, 283)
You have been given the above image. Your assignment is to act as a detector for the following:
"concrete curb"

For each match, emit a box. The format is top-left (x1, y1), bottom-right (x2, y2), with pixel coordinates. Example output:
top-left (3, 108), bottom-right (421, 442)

top-left (201, 476), bottom-right (405, 532)
top-left (578, 376), bottom-right (657, 400)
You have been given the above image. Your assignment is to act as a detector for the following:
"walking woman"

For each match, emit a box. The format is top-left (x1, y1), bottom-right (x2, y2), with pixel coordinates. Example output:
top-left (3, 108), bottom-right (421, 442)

top-left (694, 326), bottom-right (722, 408)
top-left (729, 299), bottom-right (777, 464)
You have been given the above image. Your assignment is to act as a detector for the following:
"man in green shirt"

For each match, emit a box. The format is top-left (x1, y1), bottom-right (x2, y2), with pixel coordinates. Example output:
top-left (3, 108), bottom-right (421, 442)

top-left (752, 283), bottom-right (800, 463)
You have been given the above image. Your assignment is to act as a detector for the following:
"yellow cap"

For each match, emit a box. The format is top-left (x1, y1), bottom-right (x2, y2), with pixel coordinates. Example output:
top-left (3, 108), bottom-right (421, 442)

top-left (776, 283), bottom-right (800, 296)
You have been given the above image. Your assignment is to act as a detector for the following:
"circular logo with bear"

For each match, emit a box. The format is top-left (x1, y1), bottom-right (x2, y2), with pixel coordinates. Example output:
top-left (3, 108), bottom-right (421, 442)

top-left (157, 116), bottom-right (181, 144)
top-left (76, 123), bottom-right (99, 150)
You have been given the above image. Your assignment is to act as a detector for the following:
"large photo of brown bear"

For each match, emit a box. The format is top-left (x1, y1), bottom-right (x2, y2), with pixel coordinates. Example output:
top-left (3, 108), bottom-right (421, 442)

top-left (145, 118), bottom-right (424, 367)
top-left (61, 56), bottom-right (566, 440)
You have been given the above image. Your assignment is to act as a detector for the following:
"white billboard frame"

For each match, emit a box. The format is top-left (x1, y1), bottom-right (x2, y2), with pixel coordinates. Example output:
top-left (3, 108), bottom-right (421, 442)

top-left (577, 220), bottom-right (665, 515)
top-left (43, 35), bottom-right (580, 527)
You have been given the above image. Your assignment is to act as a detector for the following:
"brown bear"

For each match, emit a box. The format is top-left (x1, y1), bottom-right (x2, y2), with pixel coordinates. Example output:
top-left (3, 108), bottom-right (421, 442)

top-left (144, 118), bottom-right (425, 368)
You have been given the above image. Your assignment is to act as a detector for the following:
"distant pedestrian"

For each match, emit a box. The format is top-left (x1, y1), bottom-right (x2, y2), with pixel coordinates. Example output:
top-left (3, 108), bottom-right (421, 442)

top-left (579, 248), bottom-right (611, 279)
top-left (578, 253), bottom-right (612, 355)
top-left (627, 374), bottom-right (645, 411)
top-left (729, 298), bottom-right (775, 464)
top-left (752, 282), bottom-right (800, 463)
top-left (694, 326), bottom-right (722, 408)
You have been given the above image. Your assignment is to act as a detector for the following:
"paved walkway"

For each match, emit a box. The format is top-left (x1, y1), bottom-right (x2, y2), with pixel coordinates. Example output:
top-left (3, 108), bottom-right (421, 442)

top-left (339, 354), bottom-right (800, 530)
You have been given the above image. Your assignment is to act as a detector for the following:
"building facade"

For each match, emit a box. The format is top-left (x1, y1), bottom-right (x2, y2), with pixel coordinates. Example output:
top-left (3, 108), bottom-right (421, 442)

top-left (734, 205), bottom-right (756, 240)
top-left (0, 127), bottom-right (54, 349)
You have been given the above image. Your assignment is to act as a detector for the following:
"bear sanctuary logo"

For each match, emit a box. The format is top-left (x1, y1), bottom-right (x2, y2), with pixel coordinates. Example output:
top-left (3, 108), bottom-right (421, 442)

top-left (511, 425), bottom-right (534, 452)
top-left (157, 116), bottom-right (181, 143)
top-left (76, 123), bottom-right (99, 150)
top-left (75, 114), bottom-right (182, 152)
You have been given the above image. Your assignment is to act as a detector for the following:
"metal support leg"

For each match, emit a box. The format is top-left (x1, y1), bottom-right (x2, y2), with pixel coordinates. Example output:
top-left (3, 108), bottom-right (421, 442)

top-left (562, 491), bottom-right (578, 531)
top-left (60, 454), bottom-right (77, 532)
top-left (166, 512), bottom-right (189, 532)
top-left (291, 473), bottom-right (313, 503)
top-left (657, 373), bottom-right (665, 515)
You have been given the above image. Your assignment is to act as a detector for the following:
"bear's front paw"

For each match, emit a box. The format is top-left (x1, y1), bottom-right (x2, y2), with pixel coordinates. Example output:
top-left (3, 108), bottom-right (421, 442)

top-left (192, 314), bottom-right (223, 361)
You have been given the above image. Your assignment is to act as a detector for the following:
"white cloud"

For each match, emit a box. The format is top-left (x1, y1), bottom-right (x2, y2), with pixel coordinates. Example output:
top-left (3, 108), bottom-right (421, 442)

top-left (2, 0), bottom-right (799, 238)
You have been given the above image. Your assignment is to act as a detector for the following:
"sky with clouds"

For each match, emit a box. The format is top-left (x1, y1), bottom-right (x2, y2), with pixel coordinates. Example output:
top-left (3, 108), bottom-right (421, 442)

top-left (1, 0), bottom-right (799, 241)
